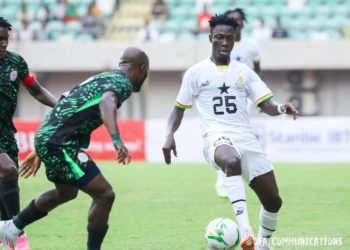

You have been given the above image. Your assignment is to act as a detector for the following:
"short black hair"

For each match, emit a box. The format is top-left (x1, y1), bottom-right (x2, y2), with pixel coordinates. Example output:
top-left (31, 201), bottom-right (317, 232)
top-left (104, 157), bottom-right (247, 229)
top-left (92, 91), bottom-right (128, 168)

top-left (209, 14), bottom-right (238, 33)
top-left (0, 17), bottom-right (12, 30)
top-left (224, 8), bottom-right (247, 23)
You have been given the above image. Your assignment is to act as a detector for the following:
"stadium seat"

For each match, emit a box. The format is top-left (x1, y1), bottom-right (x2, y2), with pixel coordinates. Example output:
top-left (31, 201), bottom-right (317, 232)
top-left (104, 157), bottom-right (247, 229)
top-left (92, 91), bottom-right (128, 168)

top-left (183, 19), bottom-right (197, 32)
top-left (178, 30), bottom-right (196, 41)
top-left (46, 20), bottom-right (65, 33)
top-left (42, 0), bottom-right (56, 4)
top-left (170, 6), bottom-right (192, 19)
top-left (4, 0), bottom-right (21, 5)
top-left (196, 32), bottom-right (209, 41)
top-left (71, 0), bottom-right (92, 5)
top-left (161, 19), bottom-right (181, 33)
top-left (65, 20), bottom-right (83, 34)
top-left (331, 4), bottom-right (349, 17)
top-left (28, 20), bottom-right (41, 33)
top-left (76, 33), bottom-right (94, 41)
top-left (1, 6), bottom-right (18, 21)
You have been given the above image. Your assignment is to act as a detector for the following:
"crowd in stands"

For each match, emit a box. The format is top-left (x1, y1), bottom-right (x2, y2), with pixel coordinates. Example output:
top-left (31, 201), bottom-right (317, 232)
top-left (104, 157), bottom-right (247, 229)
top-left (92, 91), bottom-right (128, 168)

top-left (1, 0), bottom-right (349, 42)
top-left (136, 0), bottom-right (350, 42)
top-left (2, 0), bottom-right (118, 41)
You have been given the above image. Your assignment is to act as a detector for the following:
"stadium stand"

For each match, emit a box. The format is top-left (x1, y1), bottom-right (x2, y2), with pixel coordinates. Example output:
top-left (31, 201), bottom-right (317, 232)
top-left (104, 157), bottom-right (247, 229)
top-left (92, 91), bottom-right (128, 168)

top-left (103, 0), bottom-right (350, 42)
top-left (0, 0), bottom-right (107, 41)
top-left (0, 0), bottom-right (349, 41)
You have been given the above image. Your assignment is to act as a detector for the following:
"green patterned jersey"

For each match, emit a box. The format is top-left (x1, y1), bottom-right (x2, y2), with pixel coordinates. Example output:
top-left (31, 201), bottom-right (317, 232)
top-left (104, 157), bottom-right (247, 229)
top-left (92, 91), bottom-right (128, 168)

top-left (0, 50), bottom-right (29, 132)
top-left (35, 70), bottom-right (132, 151)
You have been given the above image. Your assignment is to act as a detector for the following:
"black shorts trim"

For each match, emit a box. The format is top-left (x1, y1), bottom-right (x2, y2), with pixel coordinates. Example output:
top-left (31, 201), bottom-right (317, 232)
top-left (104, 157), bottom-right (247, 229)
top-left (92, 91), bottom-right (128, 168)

top-left (69, 163), bottom-right (101, 189)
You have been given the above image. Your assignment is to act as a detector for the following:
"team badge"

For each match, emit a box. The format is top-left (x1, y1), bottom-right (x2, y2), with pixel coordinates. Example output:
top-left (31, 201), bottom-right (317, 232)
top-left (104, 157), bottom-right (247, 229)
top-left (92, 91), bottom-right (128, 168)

top-left (77, 152), bottom-right (89, 163)
top-left (10, 70), bottom-right (18, 81)
top-left (235, 75), bottom-right (245, 89)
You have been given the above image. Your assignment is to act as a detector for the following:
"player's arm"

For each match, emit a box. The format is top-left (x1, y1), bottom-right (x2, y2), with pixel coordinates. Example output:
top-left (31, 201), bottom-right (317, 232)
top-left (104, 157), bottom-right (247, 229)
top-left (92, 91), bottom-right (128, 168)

top-left (23, 73), bottom-right (57, 108)
top-left (19, 74), bottom-right (57, 177)
top-left (253, 60), bottom-right (261, 76)
top-left (99, 91), bottom-right (130, 164)
top-left (162, 106), bottom-right (185, 165)
top-left (258, 99), bottom-right (298, 120)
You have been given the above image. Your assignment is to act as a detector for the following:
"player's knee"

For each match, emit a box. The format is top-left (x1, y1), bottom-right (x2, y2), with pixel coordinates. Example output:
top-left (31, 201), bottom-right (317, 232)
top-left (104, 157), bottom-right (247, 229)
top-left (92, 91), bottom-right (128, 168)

top-left (0, 164), bottom-right (18, 180)
top-left (100, 188), bottom-right (116, 207)
top-left (60, 190), bottom-right (78, 203)
top-left (223, 156), bottom-right (241, 176)
top-left (264, 195), bottom-right (282, 213)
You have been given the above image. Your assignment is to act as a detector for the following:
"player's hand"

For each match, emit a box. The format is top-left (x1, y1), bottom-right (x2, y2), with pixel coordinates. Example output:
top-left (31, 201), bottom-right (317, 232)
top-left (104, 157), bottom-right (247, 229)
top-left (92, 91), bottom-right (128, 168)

top-left (115, 144), bottom-right (131, 165)
top-left (19, 151), bottom-right (41, 178)
top-left (282, 103), bottom-right (299, 120)
top-left (162, 134), bottom-right (177, 165)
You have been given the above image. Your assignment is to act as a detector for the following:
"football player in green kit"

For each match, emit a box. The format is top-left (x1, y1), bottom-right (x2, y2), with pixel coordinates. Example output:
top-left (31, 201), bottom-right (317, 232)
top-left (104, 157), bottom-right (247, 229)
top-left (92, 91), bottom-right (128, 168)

top-left (0, 17), bottom-right (57, 250)
top-left (0, 46), bottom-right (149, 250)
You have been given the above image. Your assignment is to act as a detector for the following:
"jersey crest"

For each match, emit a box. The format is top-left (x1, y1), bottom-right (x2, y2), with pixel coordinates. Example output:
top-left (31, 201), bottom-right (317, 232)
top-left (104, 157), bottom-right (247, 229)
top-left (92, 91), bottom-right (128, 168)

top-left (10, 70), bottom-right (18, 81)
top-left (235, 75), bottom-right (245, 89)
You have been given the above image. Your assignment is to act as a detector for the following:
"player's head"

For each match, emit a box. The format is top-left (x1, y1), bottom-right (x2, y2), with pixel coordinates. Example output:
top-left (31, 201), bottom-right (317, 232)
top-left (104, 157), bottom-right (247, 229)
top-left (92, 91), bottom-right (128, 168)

top-left (119, 47), bottom-right (149, 92)
top-left (0, 17), bottom-right (12, 59)
top-left (224, 8), bottom-right (246, 35)
top-left (209, 14), bottom-right (237, 64)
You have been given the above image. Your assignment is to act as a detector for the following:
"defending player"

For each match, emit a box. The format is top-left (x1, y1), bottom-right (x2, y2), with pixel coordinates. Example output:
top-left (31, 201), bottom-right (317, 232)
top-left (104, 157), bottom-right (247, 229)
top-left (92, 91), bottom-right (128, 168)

top-left (0, 47), bottom-right (149, 250)
top-left (0, 17), bottom-right (57, 250)
top-left (162, 14), bottom-right (298, 250)
top-left (215, 8), bottom-right (262, 198)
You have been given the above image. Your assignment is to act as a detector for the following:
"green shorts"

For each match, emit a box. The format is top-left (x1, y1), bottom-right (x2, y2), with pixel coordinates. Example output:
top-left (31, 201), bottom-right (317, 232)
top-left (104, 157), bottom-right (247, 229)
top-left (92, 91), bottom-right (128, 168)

top-left (0, 133), bottom-right (19, 168)
top-left (35, 144), bottom-right (100, 188)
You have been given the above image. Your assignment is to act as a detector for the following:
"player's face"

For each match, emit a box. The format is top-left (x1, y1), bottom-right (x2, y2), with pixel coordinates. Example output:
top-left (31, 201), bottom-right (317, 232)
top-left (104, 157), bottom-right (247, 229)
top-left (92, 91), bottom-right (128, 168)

top-left (132, 64), bottom-right (149, 92)
top-left (228, 12), bottom-right (243, 34)
top-left (0, 27), bottom-right (10, 59)
top-left (210, 24), bottom-right (235, 63)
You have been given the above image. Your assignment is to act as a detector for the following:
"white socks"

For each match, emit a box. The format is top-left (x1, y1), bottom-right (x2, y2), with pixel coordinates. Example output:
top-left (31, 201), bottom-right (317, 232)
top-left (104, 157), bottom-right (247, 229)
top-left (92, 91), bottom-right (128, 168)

top-left (216, 170), bottom-right (226, 186)
top-left (257, 206), bottom-right (279, 246)
top-left (225, 175), bottom-right (251, 237)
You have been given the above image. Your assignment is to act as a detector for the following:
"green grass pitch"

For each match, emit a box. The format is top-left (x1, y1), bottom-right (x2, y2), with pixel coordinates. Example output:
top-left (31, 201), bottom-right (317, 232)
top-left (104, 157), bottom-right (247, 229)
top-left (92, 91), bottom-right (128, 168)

top-left (18, 162), bottom-right (349, 250)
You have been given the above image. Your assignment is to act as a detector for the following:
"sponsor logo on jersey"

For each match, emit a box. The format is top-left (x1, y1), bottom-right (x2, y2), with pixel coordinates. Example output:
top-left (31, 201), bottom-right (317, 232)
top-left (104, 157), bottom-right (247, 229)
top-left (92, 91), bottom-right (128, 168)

top-left (201, 80), bottom-right (210, 87)
top-left (10, 70), bottom-right (18, 81)
top-left (235, 75), bottom-right (245, 89)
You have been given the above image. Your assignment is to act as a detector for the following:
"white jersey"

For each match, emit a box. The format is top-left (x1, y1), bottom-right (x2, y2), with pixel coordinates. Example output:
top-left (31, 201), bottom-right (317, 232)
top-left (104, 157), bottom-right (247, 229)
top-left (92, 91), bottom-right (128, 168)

top-left (230, 37), bottom-right (260, 70)
top-left (176, 58), bottom-right (272, 137)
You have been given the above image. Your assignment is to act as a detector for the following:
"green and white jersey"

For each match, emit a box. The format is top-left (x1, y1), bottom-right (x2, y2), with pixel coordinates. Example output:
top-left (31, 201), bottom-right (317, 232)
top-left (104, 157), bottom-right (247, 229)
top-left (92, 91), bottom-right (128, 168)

top-left (0, 50), bottom-right (29, 131)
top-left (35, 70), bottom-right (132, 150)
top-left (175, 58), bottom-right (272, 137)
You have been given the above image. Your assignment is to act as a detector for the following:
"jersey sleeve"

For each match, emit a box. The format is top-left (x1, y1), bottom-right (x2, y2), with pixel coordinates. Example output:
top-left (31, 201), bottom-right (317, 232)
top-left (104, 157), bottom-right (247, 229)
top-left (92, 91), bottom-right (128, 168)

top-left (18, 55), bottom-right (30, 81)
top-left (245, 67), bottom-right (273, 106)
top-left (175, 68), bottom-right (197, 109)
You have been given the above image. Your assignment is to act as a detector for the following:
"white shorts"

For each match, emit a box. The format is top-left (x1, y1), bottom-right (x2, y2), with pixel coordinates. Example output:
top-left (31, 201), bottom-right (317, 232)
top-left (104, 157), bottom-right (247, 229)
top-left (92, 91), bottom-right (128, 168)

top-left (203, 132), bottom-right (273, 183)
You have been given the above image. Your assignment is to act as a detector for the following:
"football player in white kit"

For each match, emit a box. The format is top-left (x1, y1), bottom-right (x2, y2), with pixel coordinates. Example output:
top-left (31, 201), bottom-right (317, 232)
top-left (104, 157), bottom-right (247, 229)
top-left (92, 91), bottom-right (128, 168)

top-left (162, 14), bottom-right (298, 250)
top-left (215, 8), bottom-right (262, 199)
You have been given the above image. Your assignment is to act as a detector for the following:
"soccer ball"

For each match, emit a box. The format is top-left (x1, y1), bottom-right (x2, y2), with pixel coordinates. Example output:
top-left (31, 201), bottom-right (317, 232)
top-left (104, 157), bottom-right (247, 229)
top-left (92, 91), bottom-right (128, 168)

top-left (205, 217), bottom-right (240, 250)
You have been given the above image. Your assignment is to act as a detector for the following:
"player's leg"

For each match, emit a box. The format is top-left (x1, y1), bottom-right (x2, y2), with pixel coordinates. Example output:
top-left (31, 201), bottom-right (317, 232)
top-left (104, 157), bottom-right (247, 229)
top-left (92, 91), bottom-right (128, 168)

top-left (0, 149), bottom-right (31, 250)
top-left (0, 183), bottom-right (78, 250)
top-left (80, 173), bottom-right (115, 250)
top-left (215, 169), bottom-right (228, 198)
top-left (214, 143), bottom-right (254, 249)
top-left (0, 151), bottom-right (20, 219)
top-left (249, 171), bottom-right (282, 249)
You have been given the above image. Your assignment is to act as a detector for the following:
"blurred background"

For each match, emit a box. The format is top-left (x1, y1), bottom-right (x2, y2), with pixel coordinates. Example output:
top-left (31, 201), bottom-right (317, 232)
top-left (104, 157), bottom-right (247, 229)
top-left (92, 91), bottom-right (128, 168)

top-left (3, 0), bottom-right (350, 163)
top-left (2, 0), bottom-right (350, 120)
